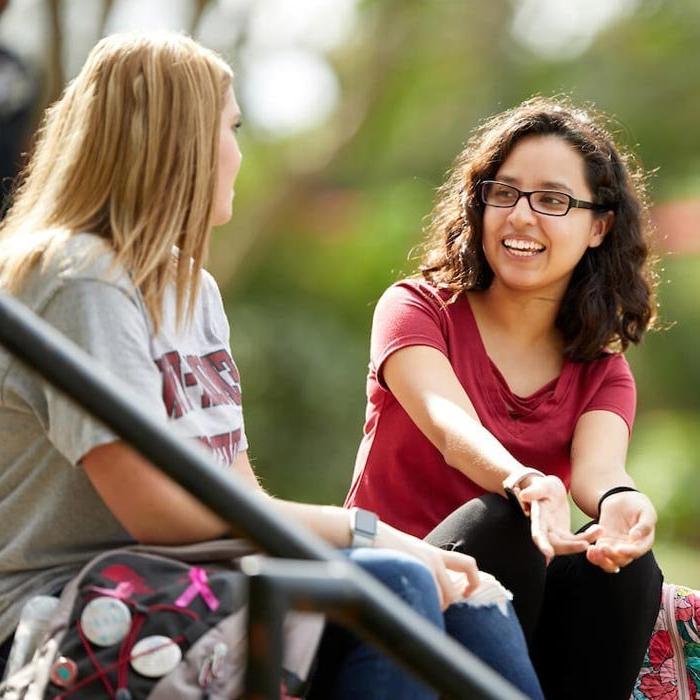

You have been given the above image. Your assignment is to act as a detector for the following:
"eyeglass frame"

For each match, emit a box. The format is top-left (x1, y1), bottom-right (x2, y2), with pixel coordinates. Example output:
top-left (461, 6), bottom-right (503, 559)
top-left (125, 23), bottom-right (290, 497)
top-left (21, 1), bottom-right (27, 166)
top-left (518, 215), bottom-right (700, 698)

top-left (479, 180), bottom-right (613, 217)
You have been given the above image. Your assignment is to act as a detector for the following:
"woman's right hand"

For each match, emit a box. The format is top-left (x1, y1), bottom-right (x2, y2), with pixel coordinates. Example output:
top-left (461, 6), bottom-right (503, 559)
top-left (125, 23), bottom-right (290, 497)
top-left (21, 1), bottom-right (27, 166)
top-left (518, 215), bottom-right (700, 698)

top-left (518, 475), bottom-right (600, 564)
top-left (375, 522), bottom-right (480, 609)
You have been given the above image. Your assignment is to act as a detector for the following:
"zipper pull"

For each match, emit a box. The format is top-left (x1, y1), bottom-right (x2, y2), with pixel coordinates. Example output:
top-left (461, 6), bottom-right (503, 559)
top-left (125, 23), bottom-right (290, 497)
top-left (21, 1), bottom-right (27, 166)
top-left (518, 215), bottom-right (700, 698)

top-left (198, 642), bottom-right (228, 690)
top-left (210, 642), bottom-right (227, 679)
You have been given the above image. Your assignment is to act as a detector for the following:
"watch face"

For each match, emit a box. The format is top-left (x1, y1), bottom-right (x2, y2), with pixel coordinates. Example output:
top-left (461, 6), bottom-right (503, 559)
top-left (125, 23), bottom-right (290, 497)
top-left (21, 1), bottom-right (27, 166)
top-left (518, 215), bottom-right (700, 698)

top-left (355, 509), bottom-right (377, 535)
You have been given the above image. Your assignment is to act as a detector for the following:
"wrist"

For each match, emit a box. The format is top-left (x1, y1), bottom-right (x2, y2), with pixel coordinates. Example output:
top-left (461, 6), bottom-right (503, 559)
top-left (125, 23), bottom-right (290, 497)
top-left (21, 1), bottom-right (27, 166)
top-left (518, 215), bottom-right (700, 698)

top-left (502, 468), bottom-right (545, 494)
top-left (596, 486), bottom-right (639, 520)
top-left (502, 468), bottom-right (545, 516)
top-left (348, 507), bottom-right (379, 548)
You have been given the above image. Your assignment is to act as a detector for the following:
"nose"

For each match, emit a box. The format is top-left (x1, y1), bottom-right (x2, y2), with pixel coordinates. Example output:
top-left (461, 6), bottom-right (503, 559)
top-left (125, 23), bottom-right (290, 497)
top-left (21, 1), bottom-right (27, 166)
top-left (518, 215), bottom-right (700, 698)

top-left (507, 193), bottom-right (536, 225)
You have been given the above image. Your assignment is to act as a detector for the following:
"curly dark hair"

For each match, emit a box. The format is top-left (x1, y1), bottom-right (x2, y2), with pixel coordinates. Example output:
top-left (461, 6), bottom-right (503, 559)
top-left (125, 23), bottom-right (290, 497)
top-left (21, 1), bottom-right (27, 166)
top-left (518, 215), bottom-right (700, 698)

top-left (420, 96), bottom-right (658, 362)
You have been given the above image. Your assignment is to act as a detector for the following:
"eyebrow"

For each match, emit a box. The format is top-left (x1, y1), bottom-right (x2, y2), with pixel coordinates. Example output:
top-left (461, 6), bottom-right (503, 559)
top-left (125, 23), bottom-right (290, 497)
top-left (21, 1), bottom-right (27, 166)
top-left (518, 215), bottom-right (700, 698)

top-left (498, 175), bottom-right (575, 196)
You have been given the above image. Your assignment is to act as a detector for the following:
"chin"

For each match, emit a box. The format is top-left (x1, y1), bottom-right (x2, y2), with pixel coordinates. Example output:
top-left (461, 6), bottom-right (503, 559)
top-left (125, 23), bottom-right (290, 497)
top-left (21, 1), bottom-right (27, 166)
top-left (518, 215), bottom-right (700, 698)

top-left (211, 202), bottom-right (233, 227)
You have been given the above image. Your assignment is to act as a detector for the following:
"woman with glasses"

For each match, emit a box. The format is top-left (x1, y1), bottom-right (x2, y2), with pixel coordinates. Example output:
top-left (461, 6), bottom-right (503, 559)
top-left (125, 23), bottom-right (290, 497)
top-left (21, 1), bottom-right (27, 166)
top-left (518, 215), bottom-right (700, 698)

top-left (346, 96), bottom-right (662, 699)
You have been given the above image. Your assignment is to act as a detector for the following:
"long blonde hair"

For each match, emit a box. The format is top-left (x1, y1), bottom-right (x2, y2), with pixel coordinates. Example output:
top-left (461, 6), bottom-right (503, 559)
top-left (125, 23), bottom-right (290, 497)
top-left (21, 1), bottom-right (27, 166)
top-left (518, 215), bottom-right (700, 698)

top-left (0, 32), bottom-right (233, 330)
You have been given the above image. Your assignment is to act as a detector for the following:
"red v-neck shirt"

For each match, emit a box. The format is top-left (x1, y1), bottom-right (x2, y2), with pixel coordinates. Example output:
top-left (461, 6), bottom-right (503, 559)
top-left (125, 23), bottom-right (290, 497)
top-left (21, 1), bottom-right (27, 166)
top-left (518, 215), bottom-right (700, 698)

top-left (345, 280), bottom-right (636, 539)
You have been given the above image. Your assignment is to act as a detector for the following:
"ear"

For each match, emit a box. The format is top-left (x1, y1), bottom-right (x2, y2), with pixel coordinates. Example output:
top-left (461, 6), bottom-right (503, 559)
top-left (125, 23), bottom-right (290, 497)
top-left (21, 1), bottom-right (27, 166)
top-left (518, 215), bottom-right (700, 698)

top-left (588, 211), bottom-right (614, 249)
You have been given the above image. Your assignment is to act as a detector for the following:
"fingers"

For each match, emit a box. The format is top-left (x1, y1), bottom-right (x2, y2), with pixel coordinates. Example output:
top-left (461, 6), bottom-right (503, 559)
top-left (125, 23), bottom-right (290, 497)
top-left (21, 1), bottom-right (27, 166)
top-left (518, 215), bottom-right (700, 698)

top-left (548, 530), bottom-right (590, 555)
top-left (629, 511), bottom-right (655, 546)
top-left (519, 475), bottom-right (566, 502)
top-left (414, 546), bottom-right (474, 610)
top-left (441, 549), bottom-right (480, 596)
top-left (428, 548), bottom-right (482, 608)
top-left (629, 522), bottom-right (652, 541)
top-left (593, 538), bottom-right (647, 565)
top-left (628, 499), bottom-right (656, 540)
top-left (581, 524), bottom-right (603, 542)
top-left (391, 528), bottom-right (482, 608)
top-left (431, 559), bottom-right (456, 610)
top-left (586, 546), bottom-right (620, 573)
top-left (529, 501), bottom-right (553, 564)
top-left (586, 535), bottom-right (650, 572)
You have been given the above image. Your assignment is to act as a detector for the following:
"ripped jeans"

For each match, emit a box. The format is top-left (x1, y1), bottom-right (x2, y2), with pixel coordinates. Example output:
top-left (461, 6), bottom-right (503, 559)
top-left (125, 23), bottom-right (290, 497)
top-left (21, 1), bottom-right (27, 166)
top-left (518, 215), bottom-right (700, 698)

top-left (307, 548), bottom-right (544, 700)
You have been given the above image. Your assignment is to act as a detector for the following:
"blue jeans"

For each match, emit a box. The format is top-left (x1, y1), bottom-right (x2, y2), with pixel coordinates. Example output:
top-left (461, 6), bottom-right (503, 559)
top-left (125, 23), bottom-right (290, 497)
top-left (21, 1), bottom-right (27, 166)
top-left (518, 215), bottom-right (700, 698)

top-left (307, 548), bottom-right (544, 700)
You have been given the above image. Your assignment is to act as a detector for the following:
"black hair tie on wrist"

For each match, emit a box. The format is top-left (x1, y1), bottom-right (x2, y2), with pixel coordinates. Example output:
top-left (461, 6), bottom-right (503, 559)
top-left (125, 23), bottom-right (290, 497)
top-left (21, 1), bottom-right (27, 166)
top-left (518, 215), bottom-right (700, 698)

top-left (597, 486), bottom-right (639, 520)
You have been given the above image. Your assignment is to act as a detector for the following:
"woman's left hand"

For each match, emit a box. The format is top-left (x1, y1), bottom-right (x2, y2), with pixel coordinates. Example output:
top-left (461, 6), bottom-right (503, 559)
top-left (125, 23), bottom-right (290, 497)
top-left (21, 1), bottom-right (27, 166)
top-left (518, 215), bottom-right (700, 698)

top-left (586, 491), bottom-right (656, 573)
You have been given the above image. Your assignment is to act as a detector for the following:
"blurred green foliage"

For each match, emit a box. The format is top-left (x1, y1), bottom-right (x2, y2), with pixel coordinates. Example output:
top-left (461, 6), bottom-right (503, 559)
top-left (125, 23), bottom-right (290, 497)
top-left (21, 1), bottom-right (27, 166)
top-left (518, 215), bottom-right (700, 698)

top-left (214, 0), bottom-right (700, 583)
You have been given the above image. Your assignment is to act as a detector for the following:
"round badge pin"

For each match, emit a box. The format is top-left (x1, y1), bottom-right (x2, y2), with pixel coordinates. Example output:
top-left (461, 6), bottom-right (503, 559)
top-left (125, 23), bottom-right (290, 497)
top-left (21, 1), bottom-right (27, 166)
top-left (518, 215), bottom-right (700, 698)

top-left (130, 635), bottom-right (182, 677)
top-left (80, 596), bottom-right (132, 647)
top-left (50, 656), bottom-right (78, 688)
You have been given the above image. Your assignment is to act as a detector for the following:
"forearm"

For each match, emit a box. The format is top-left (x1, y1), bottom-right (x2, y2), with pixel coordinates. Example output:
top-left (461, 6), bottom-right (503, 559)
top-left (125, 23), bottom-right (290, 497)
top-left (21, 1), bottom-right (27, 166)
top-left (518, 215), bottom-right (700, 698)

top-left (570, 411), bottom-right (635, 518)
top-left (384, 346), bottom-right (536, 494)
top-left (130, 488), bottom-right (233, 544)
top-left (271, 501), bottom-right (354, 548)
top-left (271, 500), bottom-right (457, 555)
top-left (85, 441), bottom-right (376, 549)
top-left (83, 441), bottom-right (266, 545)
top-left (439, 411), bottom-right (530, 494)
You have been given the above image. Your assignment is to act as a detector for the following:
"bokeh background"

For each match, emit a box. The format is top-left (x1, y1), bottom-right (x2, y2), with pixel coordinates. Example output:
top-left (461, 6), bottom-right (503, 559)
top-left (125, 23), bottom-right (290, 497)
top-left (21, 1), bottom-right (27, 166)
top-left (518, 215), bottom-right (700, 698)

top-left (1, 0), bottom-right (698, 585)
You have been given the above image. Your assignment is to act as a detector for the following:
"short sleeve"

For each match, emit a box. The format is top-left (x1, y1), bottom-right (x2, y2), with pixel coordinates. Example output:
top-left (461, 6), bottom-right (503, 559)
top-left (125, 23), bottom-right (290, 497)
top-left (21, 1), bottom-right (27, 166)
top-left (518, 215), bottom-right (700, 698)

top-left (581, 354), bottom-right (637, 433)
top-left (371, 282), bottom-right (449, 388)
top-left (40, 279), bottom-right (167, 465)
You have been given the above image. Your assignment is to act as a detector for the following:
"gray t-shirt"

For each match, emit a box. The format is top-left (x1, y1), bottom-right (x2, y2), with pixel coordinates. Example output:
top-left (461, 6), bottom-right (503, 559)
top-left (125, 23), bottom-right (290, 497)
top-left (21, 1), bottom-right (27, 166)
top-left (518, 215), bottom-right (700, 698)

top-left (0, 233), bottom-right (247, 641)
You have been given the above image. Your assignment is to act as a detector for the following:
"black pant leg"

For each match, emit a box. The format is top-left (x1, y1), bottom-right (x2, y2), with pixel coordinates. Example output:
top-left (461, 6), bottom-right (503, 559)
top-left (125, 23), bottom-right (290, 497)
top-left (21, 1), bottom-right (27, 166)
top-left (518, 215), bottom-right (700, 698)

top-left (532, 549), bottom-right (663, 700)
top-left (306, 622), bottom-right (357, 699)
top-left (424, 493), bottom-right (547, 645)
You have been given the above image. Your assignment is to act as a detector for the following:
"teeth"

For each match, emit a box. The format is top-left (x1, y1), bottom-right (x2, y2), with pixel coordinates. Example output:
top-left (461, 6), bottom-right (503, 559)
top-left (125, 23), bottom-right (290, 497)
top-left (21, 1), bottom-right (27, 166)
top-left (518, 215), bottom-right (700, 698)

top-left (503, 238), bottom-right (545, 254)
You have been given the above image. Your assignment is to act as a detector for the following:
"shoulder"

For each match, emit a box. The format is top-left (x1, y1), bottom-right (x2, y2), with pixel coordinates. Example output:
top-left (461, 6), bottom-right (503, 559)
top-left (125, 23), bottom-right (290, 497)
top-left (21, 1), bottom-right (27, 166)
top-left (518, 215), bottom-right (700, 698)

top-left (370, 279), bottom-right (458, 362)
top-left (53, 233), bottom-right (126, 284)
top-left (199, 267), bottom-right (228, 327)
top-left (583, 351), bottom-right (633, 380)
top-left (571, 351), bottom-right (636, 398)
top-left (24, 233), bottom-right (138, 309)
top-left (41, 233), bottom-right (135, 293)
top-left (195, 267), bottom-right (227, 321)
top-left (199, 267), bottom-right (223, 302)
top-left (377, 278), bottom-right (454, 312)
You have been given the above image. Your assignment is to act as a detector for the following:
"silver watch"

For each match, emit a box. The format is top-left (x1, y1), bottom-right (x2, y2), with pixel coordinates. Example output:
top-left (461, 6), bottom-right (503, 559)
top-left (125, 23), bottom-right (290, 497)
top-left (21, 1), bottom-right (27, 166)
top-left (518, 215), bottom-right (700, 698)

top-left (349, 507), bottom-right (378, 548)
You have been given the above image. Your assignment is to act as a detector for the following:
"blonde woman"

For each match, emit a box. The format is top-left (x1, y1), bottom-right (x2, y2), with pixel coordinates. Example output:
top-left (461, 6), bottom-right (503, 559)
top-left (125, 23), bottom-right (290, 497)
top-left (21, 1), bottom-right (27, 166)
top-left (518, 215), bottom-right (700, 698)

top-left (0, 34), bottom-right (543, 699)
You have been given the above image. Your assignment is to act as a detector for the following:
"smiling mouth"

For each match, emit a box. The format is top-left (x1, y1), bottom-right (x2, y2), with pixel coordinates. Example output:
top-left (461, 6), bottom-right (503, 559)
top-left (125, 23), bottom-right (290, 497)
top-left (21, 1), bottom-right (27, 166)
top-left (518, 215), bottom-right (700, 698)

top-left (502, 238), bottom-right (546, 257)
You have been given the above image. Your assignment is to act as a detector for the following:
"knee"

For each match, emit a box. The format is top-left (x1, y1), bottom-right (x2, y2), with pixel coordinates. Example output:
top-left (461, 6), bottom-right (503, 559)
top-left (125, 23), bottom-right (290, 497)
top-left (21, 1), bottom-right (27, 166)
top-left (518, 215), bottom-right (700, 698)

top-left (347, 548), bottom-right (440, 615)
top-left (610, 549), bottom-right (663, 598)
top-left (429, 493), bottom-right (536, 557)
top-left (348, 547), bottom-right (435, 593)
top-left (475, 493), bottom-right (531, 534)
top-left (577, 549), bottom-right (663, 611)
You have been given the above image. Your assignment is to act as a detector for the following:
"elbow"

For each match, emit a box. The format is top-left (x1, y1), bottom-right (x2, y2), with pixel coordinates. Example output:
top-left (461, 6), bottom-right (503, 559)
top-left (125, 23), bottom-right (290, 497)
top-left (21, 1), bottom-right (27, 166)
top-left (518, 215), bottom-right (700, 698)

top-left (123, 522), bottom-right (173, 546)
top-left (440, 440), bottom-right (464, 473)
top-left (121, 518), bottom-right (228, 546)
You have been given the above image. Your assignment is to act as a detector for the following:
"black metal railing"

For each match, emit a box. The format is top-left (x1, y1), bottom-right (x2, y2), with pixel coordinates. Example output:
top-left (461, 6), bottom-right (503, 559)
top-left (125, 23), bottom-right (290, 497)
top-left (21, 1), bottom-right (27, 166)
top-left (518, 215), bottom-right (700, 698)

top-left (0, 292), bottom-right (527, 700)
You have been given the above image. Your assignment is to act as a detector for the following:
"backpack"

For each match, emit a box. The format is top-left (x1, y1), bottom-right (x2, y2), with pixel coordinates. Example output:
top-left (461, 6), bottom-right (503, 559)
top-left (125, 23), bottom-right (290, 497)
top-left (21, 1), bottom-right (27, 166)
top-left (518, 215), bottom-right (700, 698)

top-left (632, 583), bottom-right (700, 699)
top-left (0, 540), bottom-right (324, 699)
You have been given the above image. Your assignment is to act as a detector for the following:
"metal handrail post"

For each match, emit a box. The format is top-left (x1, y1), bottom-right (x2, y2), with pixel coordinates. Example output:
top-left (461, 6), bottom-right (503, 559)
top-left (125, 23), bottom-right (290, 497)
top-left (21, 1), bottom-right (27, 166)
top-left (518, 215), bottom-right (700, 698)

top-left (245, 574), bottom-right (287, 700)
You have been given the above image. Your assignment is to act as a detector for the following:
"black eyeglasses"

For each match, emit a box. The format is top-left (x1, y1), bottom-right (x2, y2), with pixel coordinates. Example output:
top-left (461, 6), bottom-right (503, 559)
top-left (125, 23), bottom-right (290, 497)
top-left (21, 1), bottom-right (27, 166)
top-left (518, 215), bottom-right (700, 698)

top-left (480, 180), bottom-right (612, 217)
